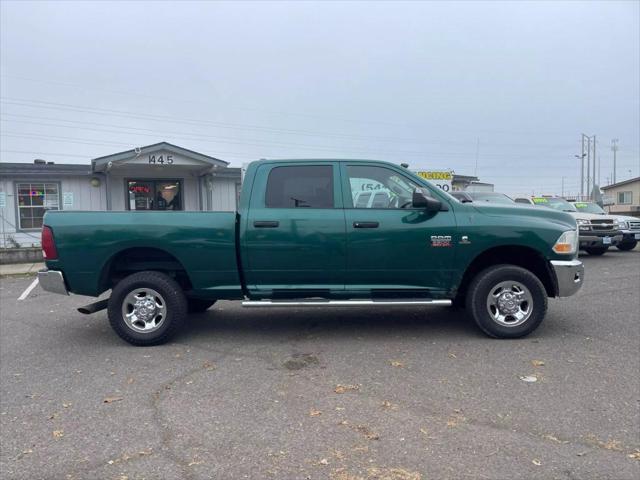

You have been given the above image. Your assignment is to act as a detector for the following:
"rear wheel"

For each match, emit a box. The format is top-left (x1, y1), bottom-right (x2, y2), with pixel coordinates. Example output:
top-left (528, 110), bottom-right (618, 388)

top-left (187, 298), bottom-right (216, 313)
top-left (585, 247), bottom-right (608, 256)
top-left (107, 271), bottom-right (187, 346)
top-left (616, 240), bottom-right (637, 251)
top-left (465, 265), bottom-right (547, 338)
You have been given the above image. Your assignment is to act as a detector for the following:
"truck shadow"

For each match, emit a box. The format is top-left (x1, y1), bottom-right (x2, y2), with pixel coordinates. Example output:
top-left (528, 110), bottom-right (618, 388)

top-left (178, 305), bottom-right (482, 343)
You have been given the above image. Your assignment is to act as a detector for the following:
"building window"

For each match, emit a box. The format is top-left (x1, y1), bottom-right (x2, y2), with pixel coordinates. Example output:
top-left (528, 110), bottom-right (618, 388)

top-left (265, 166), bottom-right (334, 208)
top-left (617, 191), bottom-right (633, 205)
top-left (16, 182), bottom-right (60, 230)
top-left (127, 180), bottom-right (182, 210)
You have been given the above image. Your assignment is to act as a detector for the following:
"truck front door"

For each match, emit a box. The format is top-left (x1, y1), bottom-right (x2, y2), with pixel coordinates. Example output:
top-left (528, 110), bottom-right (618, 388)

top-left (242, 162), bottom-right (346, 296)
top-left (341, 163), bottom-right (457, 296)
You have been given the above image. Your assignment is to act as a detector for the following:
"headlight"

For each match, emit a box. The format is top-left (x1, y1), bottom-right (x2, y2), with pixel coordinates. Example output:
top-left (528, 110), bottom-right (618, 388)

top-left (576, 219), bottom-right (590, 231)
top-left (553, 229), bottom-right (578, 255)
top-left (618, 221), bottom-right (628, 229)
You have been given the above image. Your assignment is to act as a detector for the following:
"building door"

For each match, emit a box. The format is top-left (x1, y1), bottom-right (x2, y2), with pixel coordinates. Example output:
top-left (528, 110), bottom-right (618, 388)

top-left (242, 163), bottom-right (346, 295)
top-left (341, 163), bottom-right (456, 295)
top-left (127, 180), bottom-right (182, 210)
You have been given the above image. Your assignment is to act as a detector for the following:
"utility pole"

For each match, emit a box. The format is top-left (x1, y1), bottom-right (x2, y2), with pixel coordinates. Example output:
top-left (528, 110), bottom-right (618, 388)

top-left (592, 135), bottom-right (597, 198)
top-left (580, 135), bottom-right (585, 197)
top-left (611, 138), bottom-right (619, 184)
top-left (585, 135), bottom-right (591, 199)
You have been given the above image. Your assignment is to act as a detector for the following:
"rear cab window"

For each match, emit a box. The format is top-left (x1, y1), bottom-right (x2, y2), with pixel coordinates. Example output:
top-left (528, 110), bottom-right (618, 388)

top-left (265, 165), bottom-right (335, 208)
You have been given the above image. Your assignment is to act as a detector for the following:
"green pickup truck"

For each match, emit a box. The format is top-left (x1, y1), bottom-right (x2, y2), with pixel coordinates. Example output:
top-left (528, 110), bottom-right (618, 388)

top-left (39, 159), bottom-right (583, 345)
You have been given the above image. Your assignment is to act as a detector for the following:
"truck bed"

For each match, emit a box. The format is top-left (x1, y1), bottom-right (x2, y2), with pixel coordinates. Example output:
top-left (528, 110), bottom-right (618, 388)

top-left (44, 211), bottom-right (242, 297)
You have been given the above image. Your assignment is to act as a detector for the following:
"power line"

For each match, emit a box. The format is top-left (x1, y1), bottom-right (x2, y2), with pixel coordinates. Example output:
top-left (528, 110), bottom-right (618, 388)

top-left (0, 74), bottom-right (588, 137)
top-left (0, 115), bottom-right (584, 160)
top-left (0, 98), bottom-right (584, 150)
top-left (0, 149), bottom-right (90, 159)
top-left (0, 97), bottom-right (461, 145)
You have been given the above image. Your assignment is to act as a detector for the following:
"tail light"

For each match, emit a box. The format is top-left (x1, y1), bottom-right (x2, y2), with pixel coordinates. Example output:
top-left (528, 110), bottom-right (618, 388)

top-left (42, 226), bottom-right (58, 260)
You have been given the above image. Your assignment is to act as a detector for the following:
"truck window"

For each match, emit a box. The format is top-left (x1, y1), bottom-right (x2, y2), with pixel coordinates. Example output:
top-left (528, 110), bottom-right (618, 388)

top-left (265, 165), bottom-right (334, 208)
top-left (347, 165), bottom-right (421, 209)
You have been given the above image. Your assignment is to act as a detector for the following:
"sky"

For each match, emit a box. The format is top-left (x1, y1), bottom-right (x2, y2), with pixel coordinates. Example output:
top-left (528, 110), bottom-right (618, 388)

top-left (1, 0), bottom-right (639, 196)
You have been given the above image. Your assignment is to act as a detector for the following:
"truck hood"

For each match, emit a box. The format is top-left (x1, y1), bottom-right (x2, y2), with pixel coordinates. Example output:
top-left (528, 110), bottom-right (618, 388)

top-left (609, 214), bottom-right (638, 222)
top-left (567, 211), bottom-right (620, 221)
top-left (470, 203), bottom-right (576, 229)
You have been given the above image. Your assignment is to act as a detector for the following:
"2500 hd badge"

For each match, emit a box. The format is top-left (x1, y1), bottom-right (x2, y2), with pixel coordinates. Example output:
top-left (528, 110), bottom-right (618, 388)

top-left (430, 235), bottom-right (452, 247)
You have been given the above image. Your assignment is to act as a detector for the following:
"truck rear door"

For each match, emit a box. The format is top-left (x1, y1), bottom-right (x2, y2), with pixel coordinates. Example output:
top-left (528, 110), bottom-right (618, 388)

top-left (241, 162), bottom-right (346, 296)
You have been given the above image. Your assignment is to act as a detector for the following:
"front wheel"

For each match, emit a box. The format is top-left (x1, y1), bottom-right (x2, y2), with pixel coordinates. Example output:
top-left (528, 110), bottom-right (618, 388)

top-left (107, 271), bottom-right (187, 346)
top-left (616, 240), bottom-right (637, 251)
top-left (465, 265), bottom-right (547, 338)
top-left (585, 247), bottom-right (608, 256)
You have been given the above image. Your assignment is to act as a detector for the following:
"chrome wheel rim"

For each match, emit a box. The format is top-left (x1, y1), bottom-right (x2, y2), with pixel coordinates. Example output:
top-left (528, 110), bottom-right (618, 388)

top-left (486, 281), bottom-right (533, 327)
top-left (121, 288), bottom-right (167, 333)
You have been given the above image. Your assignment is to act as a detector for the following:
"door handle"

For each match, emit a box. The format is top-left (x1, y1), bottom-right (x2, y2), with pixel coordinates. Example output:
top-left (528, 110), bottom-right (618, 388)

top-left (253, 220), bottom-right (279, 228)
top-left (353, 221), bottom-right (379, 229)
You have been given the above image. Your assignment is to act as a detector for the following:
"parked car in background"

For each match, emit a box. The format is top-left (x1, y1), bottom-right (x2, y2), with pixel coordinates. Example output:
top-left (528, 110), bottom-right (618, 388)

top-left (38, 159), bottom-right (583, 345)
top-left (513, 196), bottom-right (623, 256)
top-left (451, 191), bottom-right (516, 205)
top-left (571, 201), bottom-right (640, 251)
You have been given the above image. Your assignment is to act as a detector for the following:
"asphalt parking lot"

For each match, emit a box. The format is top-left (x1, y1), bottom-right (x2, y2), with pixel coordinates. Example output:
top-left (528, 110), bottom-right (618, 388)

top-left (1, 251), bottom-right (639, 480)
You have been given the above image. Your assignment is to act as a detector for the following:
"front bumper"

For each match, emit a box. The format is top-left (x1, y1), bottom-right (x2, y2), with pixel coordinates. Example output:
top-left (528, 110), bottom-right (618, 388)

top-left (37, 269), bottom-right (69, 296)
top-left (579, 233), bottom-right (623, 248)
top-left (621, 232), bottom-right (640, 242)
top-left (550, 260), bottom-right (584, 297)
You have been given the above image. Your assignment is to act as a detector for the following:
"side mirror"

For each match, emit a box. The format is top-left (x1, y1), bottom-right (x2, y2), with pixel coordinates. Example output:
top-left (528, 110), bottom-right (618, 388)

top-left (412, 188), bottom-right (444, 211)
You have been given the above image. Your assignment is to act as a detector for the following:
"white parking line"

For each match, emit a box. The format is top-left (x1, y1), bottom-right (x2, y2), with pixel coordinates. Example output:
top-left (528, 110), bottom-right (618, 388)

top-left (18, 278), bottom-right (39, 301)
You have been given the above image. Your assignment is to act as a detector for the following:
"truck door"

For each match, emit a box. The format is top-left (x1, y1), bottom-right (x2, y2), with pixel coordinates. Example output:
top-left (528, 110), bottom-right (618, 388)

top-left (242, 162), bottom-right (346, 296)
top-left (341, 163), bottom-right (456, 296)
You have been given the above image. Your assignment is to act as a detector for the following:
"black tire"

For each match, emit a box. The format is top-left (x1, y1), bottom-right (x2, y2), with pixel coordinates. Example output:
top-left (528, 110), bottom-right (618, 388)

top-left (187, 298), bottom-right (216, 313)
top-left (585, 247), bottom-right (608, 256)
top-left (616, 240), bottom-right (637, 251)
top-left (107, 271), bottom-right (187, 346)
top-left (465, 265), bottom-right (547, 339)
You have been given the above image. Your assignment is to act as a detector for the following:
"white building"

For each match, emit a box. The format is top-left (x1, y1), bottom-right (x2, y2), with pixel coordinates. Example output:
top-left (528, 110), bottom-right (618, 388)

top-left (601, 176), bottom-right (640, 217)
top-left (0, 142), bottom-right (241, 247)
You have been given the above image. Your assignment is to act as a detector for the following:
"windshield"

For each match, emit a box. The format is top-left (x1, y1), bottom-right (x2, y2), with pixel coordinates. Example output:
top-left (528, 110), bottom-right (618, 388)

top-left (469, 192), bottom-right (515, 204)
top-left (573, 202), bottom-right (605, 214)
top-left (532, 197), bottom-right (576, 212)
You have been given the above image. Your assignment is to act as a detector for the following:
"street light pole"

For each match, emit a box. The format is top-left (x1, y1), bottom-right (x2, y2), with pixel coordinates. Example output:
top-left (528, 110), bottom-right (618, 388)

top-left (575, 152), bottom-right (586, 198)
top-left (584, 134), bottom-right (591, 199)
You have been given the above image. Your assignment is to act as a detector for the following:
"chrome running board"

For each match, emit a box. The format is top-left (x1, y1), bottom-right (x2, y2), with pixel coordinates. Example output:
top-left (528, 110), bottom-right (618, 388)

top-left (242, 299), bottom-right (451, 307)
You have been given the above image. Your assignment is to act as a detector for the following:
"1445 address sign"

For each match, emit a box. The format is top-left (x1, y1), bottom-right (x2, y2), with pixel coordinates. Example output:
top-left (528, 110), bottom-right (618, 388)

top-left (148, 155), bottom-right (174, 165)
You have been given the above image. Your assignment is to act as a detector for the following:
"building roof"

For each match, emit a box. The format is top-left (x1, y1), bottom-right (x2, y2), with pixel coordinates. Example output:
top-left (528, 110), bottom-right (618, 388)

top-left (601, 176), bottom-right (640, 190)
top-left (92, 142), bottom-right (228, 170)
top-left (210, 167), bottom-right (242, 179)
top-left (452, 174), bottom-right (480, 183)
top-left (0, 162), bottom-right (92, 176)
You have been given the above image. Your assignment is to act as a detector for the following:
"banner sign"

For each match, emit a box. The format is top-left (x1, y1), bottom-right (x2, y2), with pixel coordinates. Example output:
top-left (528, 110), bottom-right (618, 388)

top-left (414, 171), bottom-right (453, 192)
